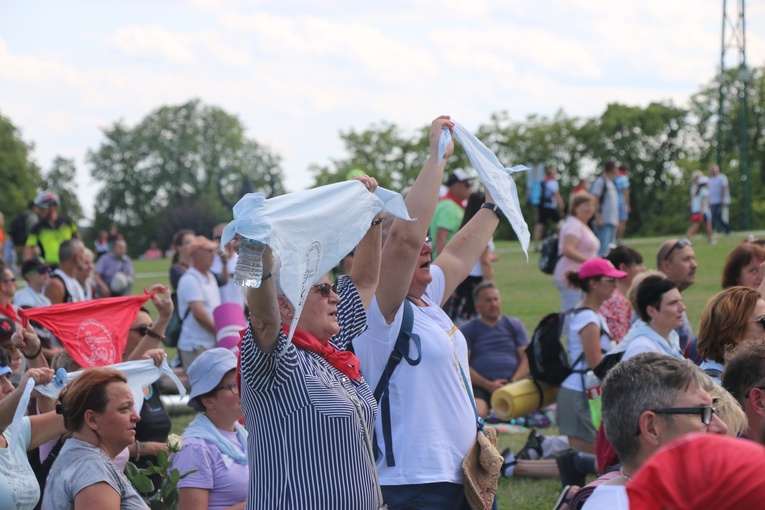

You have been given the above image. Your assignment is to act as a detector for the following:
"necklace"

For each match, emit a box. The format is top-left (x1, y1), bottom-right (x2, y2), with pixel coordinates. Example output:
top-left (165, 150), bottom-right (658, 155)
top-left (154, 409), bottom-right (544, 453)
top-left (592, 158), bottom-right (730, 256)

top-left (619, 468), bottom-right (632, 481)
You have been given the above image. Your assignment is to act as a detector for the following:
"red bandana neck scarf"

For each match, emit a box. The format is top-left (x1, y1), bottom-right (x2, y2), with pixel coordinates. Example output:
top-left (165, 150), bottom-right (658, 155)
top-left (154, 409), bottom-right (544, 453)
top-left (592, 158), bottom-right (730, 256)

top-left (282, 325), bottom-right (362, 381)
top-left (443, 192), bottom-right (466, 210)
top-left (0, 302), bottom-right (21, 325)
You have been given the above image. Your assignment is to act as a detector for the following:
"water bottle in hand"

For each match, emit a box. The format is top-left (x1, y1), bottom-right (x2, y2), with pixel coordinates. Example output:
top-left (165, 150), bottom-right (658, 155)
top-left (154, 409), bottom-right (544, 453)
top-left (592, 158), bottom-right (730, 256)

top-left (234, 239), bottom-right (267, 288)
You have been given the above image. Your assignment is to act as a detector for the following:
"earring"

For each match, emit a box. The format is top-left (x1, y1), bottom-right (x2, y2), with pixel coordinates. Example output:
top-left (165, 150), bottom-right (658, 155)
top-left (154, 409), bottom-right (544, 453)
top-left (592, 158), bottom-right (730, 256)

top-left (287, 313), bottom-right (292, 318)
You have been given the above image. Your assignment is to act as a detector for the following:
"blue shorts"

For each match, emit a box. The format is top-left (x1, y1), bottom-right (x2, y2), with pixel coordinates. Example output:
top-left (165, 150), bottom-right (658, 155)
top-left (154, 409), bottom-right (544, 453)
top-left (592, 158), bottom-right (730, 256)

top-left (618, 202), bottom-right (628, 222)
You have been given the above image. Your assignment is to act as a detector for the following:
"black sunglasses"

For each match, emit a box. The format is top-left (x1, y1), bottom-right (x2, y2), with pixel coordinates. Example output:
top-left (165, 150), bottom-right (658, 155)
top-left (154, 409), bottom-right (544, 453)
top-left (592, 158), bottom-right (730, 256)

top-left (311, 282), bottom-right (338, 298)
top-left (663, 239), bottom-right (692, 261)
top-left (653, 405), bottom-right (718, 425)
top-left (27, 267), bottom-right (51, 276)
top-left (129, 324), bottom-right (153, 337)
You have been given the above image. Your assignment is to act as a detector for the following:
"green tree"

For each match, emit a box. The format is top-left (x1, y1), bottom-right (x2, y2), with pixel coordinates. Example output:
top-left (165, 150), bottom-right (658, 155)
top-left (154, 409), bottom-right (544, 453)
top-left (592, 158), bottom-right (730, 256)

top-left (689, 65), bottom-right (765, 228)
top-left (0, 112), bottom-right (44, 217)
top-left (46, 156), bottom-right (84, 223)
top-left (88, 99), bottom-right (285, 252)
top-left (580, 102), bottom-right (690, 234)
top-left (311, 121), bottom-right (470, 191)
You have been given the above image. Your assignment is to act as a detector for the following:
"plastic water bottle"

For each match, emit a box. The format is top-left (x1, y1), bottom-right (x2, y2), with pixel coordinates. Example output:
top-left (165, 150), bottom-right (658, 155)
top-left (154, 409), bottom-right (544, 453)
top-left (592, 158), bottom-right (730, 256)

top-left (585, 370), bottom-right (602, 429)
top-left (234, 239), bottom-right (266, 288)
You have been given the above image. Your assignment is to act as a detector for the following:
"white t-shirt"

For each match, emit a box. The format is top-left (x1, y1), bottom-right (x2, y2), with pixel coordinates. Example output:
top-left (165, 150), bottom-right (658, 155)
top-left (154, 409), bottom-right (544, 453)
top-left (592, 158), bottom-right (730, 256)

top-left (691, 186), bottom-right (710, 215)
top-left (562, 309), bottom-right (611, 392)
top-left (581, 484), bottom-right (629, 510)
top-left (353, 265), bottom-right (476, 486)
top-left (211, 253), bottom-right (245, 307)
top-left (177, 267), bottom-right (221, 351)
top-left (0, 417), bottom-right (39, 510)
top-left (13, 286), bottom-right (52, 308)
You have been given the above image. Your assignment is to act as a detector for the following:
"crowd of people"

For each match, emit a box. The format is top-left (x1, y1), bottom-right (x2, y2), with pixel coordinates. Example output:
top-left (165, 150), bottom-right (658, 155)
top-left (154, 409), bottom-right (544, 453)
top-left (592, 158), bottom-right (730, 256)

top-left (0, 118), bottom-right (763, 510)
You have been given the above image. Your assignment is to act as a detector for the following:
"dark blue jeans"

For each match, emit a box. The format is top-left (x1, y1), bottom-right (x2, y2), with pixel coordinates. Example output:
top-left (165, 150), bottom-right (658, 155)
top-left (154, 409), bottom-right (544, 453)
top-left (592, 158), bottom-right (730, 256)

top-left (382, 483), bottom-right (469, 510)
top-left (711, 203), bottom-right (732, 234)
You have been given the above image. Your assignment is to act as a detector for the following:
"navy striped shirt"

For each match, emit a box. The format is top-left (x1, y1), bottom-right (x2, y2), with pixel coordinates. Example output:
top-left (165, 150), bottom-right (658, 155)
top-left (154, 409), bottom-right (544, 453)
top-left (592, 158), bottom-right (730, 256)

top-left (240, 275), bottom-right (379, 509)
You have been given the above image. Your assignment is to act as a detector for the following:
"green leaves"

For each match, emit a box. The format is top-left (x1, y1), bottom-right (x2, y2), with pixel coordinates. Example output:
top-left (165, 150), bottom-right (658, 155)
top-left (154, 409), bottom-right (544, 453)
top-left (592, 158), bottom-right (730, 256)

top-left (125, 437), bottom-right (197, 510)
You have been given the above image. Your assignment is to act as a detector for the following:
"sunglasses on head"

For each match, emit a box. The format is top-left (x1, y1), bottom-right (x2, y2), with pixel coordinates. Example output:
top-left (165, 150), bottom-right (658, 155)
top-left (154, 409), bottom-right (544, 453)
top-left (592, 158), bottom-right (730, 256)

top-left (663, 239), bottom-right (692, 261)
top-left (129, 324), bottom-right (153, 337)
top-left (311, 282), bottom-right (338, 298)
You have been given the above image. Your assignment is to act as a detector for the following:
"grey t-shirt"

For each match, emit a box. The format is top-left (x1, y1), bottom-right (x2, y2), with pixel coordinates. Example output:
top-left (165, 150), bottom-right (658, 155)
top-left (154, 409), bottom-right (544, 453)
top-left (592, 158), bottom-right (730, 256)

top-left (42, 438), bottom-right (147, 510)
top-left (590, 175), bottom-right (619, 226)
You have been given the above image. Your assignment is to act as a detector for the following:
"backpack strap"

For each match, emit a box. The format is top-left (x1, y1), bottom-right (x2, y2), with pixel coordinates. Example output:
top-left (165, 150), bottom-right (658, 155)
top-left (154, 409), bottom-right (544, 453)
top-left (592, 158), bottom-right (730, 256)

top-left (373, 299), bottom-right (422, 467)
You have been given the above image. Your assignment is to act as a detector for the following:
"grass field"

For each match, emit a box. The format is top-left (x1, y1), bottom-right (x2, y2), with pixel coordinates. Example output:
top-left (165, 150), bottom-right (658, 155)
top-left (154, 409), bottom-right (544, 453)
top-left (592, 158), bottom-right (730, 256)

top-left (132, 229), bottom-right (763, 509)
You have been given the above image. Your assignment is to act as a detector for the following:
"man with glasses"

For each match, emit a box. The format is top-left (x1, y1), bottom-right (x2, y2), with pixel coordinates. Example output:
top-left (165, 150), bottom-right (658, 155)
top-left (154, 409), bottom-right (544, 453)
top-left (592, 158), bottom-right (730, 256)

top-left (13, 258), bottom-right (52, 309)
top-left (656, 238), bottom-right (698, 351)
top-left (721, 342), bottom-right (765, 440)
top-left (569, 353), bottom-right (726, 509)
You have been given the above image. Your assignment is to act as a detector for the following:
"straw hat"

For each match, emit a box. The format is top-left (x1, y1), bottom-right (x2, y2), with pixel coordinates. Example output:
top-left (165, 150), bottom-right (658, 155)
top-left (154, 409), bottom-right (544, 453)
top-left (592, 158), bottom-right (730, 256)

top-left (462, 425), bottom-right (503, 510)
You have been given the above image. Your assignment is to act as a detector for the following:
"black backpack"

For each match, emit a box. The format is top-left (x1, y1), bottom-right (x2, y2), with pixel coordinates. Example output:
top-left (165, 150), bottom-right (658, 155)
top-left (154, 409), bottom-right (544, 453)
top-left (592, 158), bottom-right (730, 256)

top-left (538, 234), bottom-right (560, 274)
top-left (9, 212), bottom-right (29, 246)
top-left (527, 308), bottom-right (588, 386)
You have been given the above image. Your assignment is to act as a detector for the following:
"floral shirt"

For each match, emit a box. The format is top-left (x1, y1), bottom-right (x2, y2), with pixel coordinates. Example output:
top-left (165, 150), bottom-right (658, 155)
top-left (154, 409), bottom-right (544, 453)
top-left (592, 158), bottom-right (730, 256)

top-left (599, 290), bottom-right (631, 344)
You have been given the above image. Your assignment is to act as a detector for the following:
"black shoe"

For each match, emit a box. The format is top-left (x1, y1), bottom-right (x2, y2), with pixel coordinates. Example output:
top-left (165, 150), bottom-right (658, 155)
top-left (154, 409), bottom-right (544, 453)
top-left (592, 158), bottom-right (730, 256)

top-left (516, 428), bottom-right (544, 460)
top-left (556, 449), bottom-right (586, 488)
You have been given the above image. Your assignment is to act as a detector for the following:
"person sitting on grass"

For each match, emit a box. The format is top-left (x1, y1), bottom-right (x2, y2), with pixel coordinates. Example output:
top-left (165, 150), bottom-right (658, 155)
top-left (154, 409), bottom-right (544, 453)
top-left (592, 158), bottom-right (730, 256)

top-left (460, 282), bottom-right (529, 419)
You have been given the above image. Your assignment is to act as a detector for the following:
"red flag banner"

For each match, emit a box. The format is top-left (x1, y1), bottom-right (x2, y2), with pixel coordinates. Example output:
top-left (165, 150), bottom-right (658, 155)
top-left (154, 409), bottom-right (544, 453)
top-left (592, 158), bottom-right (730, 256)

top-left (19, 294), bottom-right (152, 368)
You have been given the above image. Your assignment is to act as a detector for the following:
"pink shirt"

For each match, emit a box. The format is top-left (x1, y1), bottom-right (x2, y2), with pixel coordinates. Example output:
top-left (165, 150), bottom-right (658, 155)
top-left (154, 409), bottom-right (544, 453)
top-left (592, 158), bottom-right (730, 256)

top-left (553, 216), bottom-right (600, 283)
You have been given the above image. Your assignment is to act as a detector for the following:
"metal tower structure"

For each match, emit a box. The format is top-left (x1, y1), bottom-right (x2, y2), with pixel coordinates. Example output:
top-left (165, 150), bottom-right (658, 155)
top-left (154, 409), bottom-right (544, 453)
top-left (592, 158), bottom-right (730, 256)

top-left (716, 0), bottom-right (752, 229)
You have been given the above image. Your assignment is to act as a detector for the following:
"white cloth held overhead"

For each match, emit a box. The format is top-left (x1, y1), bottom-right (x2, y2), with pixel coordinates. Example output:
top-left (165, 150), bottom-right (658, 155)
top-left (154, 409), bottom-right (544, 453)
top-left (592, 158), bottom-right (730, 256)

top-left (438, 122), bottom-right (531, 258)
top-left (220, 180), bottom-right (413, 343)
top-left (10, 356), bottom-right (184, 453)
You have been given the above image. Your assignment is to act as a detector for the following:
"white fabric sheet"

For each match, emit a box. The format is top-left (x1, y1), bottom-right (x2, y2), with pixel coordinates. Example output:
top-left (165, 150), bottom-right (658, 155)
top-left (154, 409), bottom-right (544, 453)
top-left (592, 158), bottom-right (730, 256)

top-left (438, 122), bottom-right (530, 258)
top-left (10, 356), bottom-right (184, 452)
top-left (220, 180), bottom-right (412, 342)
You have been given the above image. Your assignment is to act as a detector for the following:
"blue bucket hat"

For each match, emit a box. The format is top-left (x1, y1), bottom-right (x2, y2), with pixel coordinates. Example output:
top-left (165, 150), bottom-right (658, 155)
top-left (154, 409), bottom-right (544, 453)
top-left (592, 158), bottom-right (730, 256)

top-left (187, 348), bottom-right (238, 409)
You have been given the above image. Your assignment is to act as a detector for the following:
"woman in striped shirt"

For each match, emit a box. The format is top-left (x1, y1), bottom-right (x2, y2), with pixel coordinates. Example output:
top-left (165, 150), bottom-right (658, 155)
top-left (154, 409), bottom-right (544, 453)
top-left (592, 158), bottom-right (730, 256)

top-left (239, 175), bottom-right (384, 510)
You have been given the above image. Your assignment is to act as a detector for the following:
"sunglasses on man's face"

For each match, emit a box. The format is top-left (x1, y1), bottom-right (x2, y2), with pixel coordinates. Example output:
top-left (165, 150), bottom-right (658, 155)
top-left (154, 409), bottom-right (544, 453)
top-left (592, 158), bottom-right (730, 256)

top-left (311, 282), bottom-right (338, 298)
top-left (129, 324), bottom-right (154, 337)
top-left (29, 267), bottom-right (52, 275)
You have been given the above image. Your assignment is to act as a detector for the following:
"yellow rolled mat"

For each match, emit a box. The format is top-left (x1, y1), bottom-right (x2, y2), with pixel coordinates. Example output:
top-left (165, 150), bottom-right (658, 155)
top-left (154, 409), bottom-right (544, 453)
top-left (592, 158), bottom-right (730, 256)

top-left (490, 378), bottom-right (559, 421)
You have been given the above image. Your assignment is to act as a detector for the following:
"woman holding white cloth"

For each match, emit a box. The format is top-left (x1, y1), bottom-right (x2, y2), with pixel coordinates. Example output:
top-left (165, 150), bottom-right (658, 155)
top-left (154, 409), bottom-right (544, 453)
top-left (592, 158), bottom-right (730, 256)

top-left (238, 174), bottom-right (384, 510)
top-left (352, 116), bottom-right (504, 509)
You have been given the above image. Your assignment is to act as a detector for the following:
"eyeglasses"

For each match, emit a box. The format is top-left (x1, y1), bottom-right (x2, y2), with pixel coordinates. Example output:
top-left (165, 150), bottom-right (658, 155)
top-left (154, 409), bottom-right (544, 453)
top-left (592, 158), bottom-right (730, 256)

top-left (312, 282), bottom-right (338, 298)
top-left (213, 235), bottom-right (222, 241)
top-left (0, 278), bottom-right (16, 284)
top-left (213, 381), bottom-right (239, 396)
top-left (425, 236), bottom-right (432, 247)
top-left (745, 385), bottom-right (765, 399)
top-left (663, 239), bottom-right (692, 261)
top-left (2, 344), bottom-right (17, 353)
top-left (129, 324), bottom-right (153, 337)
top-left (751, 317), bottom-right (765, 331)
top-left (652, 405), bottom-right (718, 425)
top-left (600, 278), bottom-right (617, 284)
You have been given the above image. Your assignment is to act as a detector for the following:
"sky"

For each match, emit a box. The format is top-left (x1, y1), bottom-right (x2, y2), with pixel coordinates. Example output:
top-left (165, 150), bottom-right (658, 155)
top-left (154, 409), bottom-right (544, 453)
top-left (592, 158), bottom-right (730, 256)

top-left (2, 0), bottom-right (763, 222)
